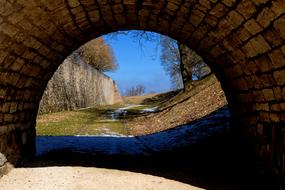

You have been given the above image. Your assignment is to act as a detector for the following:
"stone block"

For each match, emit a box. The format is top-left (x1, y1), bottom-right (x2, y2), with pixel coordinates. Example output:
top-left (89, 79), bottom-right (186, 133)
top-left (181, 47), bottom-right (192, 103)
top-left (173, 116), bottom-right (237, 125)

top-left (244, 19), bottom-right (263, 35)
top-left (269, 49), bottom-right (285, 69)
top-left (9, 102), bottom-right (17, 114)
top-left (8, 12), bottom-right (24, 24)
top-left (0, 23), bottom-right (19, 37)
top-left (112, 4), bottom-right (124, 14)
top-left (264, 28), bottom-right (283, 47)
top-left (273, 87), bottom-right (282, 101)
top-left (0, 152), bottom-right (7, 166)
top-left (274, 15), bottom-right (285, 40)
top-left (260, 111), bottom-right (270, 122)
top-left (270, 104), bottom-right (280, 111)
top-left (243, 35), bottom-right (271, 57)
top-left (227, 10), bottom-right (244, 28)
top-left (236, 0), bottom-right (256, 19)
top-left (10, 58), bottom-right (25, 72)
top-left (256, 103), bottom-right (270, 111)
top-left (262, 88), bottom-right (275, 101)
top-left (273, 70), bottom-right (285, 85)
top-left (271, 0), bottom-right (285, 18)
top-left (255, 55), bottom-right (272, 73)
top-left (281, 113), bottom-right (285, 121)
top-left (223, 0), bottom-right (236, 7)
top-left (210, 3), bottom-right (228, 18)
top-left (4, 114), bottom-right (14, 123)
top-left (280, 103), bottom-right (285, 111)
top-left (167, 2), bottom-right (179, 12)
top-left (257, 7), bottom-right (276, 28)
top-left (259, 74), bottom-right (276, 88)
top-left (190, 9), bottom-right (205, 27)
top-left (67, 0), bottom-right (80, 8)
top-left (282, 45), bottom-right (285, 56)
top-left (270, 113), bottom-right (280, 122)
top-left (0, 1), bottom-right (17, 16)
top-left (23, 37), bottom-right (42, 50)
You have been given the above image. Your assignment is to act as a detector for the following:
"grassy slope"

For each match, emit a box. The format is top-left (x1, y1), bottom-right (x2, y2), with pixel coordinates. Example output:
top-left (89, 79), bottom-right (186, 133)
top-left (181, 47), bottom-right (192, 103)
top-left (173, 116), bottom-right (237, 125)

top-left (37, 104), bottom-right (127, 136)
top-left (125, 74), bottom-right (228, 135)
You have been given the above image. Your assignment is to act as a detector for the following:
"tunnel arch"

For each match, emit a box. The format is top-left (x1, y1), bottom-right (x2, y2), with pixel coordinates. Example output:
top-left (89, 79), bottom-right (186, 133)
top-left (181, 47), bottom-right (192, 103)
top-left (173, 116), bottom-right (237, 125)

top-left (0, 0), bottom-right (284, 184)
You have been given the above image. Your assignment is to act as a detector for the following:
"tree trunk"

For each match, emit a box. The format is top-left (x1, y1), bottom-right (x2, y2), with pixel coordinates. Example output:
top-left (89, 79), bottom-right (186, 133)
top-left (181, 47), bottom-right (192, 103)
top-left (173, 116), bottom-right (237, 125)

top-left (178, 43), bottom-right (193, 91)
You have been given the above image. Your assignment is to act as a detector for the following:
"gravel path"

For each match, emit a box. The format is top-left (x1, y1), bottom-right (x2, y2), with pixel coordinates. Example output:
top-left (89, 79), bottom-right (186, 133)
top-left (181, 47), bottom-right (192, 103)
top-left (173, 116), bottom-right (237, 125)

top-left (0, 167), bottom-right (203, 190)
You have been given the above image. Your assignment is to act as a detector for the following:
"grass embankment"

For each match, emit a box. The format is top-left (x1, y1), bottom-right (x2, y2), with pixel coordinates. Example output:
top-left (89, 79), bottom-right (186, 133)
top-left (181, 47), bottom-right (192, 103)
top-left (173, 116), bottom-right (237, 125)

top-left (36, 104), bottom-right (155, 136)
top-left (125, 74), bottom-right (228, 135)
top-left (37, 74), bottom-right (227, 136)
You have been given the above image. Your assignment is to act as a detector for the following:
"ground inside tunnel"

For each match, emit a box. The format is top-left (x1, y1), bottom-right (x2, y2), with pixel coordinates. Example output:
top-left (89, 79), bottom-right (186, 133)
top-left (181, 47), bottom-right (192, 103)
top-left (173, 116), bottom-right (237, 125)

top-left (0, 106), bottom-right (276, 190)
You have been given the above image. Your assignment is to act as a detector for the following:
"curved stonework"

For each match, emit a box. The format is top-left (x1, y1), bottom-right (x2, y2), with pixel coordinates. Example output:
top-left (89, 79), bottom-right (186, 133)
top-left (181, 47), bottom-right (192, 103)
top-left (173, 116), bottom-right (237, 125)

top-left (0, 0), bottom-right (284, 185)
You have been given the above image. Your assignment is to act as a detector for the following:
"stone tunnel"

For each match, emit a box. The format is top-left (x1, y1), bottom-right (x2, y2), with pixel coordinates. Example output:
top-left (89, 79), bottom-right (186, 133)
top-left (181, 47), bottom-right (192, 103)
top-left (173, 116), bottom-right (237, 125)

top-left (0, 0), bottom-right (284, 187)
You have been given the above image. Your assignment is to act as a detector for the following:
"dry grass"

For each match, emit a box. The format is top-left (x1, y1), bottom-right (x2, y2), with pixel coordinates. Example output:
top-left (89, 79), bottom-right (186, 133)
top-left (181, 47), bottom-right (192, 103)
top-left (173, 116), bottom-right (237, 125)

top-left (125, 74), bottom-right (228, 135)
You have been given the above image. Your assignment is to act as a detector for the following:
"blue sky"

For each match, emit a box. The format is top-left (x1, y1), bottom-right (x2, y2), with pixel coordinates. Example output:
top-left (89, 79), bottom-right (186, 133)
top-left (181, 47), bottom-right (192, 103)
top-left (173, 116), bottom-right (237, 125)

top-left (104, 32), bottom-right (172, 95)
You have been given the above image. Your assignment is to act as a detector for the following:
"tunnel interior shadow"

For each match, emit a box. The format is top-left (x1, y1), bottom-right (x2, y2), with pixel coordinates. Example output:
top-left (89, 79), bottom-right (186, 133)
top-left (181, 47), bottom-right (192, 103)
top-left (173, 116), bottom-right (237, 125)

top-left (23, 106), bottom-right (276, 190)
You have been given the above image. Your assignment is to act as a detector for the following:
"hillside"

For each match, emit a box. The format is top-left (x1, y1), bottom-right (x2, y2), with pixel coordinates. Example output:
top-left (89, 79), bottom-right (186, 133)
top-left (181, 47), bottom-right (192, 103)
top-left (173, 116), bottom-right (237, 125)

top-left (124, 74), bottom-right (228, 135)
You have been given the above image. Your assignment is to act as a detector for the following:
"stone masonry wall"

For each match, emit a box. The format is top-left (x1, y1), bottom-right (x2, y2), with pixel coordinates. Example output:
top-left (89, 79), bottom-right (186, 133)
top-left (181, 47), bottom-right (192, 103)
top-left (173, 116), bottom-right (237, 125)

top-left (38, 56), bottom-right (123, 114)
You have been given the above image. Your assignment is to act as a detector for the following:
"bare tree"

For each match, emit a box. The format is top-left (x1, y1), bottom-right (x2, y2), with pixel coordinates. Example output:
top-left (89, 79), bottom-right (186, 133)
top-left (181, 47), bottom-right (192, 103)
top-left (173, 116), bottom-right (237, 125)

top-left (76, 37), bottom-right (117, 72)
top-left (161, 36), bottom-right (212, 90)
top-left (125, 84), bottom-right (146, 96)
top-left (160, 35), bottom-right (184, 89)
top-left (178, 43), bottom-right (211, 90)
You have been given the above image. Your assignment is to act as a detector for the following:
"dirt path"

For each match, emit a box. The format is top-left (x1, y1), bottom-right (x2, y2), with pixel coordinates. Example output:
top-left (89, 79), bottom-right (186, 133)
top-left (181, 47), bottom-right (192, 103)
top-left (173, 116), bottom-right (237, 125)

top-left (0, 167), bottom-right (203, 190)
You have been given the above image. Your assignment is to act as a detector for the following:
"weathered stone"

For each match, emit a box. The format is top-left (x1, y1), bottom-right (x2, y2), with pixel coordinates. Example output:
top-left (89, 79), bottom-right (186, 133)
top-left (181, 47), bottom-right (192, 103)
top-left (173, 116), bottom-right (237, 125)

top-left (0, 23), bottom-right (19, 37)
top-left (273, 15), bottom-right (285, 40)
top-left (227, 10), bottom-right (244, 27)
top-left (270, 113), bottom-right (280, 122)
top-left (256, 103), bottom-right (270, 111)
top-left (257, 7), bottom-right (276, 28)
top-left (273, 70), bottom-right (285, 85)
top-left (223, 0), bottom-right (236, 7)
top-left (39, 57), bottom-right (123, 114)
top-left (280, 103), bottom-right (285, 111)
top-left (243, 35), bottom-right (271, 57)
top-left (0, 152), bottom-right (7, 166)
top-left (236, 0), bottom-right (256, 19)
top-left (67, 0), bottom-right (80, 8)
top-left (244, 19), bottom-right (262, 35)
top-left (262, 88), bottom-right (275, 101)
top-left (269, 49), bottom-right (285, 69)
top-left (273, 87), bottom-right (282, 101)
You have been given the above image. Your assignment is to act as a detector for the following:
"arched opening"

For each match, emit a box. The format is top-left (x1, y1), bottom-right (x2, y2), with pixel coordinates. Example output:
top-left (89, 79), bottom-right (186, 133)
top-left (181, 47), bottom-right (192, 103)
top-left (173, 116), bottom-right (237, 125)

top-left (0, 0), bottom-right (284, 188)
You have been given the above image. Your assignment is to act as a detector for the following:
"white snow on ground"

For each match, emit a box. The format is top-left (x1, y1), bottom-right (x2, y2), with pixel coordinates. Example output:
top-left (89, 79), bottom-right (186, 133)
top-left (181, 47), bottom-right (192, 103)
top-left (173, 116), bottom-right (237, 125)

top-left (140, 106), bottom-right (158, 113)
top-left (115, 104), bottom-right (143, 114)
top-left (36, 106), bottom-right (230, 156)
top-left (109, 104), bottom-right (157, 120)
top-left (109, 104), bottom-right (142, 120)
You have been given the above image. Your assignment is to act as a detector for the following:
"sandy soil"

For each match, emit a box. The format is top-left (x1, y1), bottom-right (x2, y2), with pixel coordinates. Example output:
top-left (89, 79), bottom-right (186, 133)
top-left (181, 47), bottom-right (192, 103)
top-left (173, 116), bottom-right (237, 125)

top-left (0, 167), bottom-right (203, 190)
